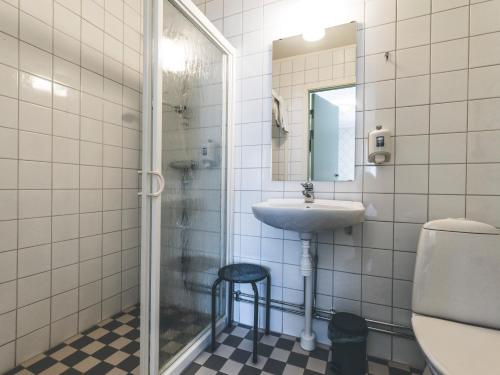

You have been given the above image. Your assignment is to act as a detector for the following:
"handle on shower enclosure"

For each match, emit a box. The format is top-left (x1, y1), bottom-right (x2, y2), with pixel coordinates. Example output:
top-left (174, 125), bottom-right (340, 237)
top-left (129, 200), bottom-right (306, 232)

top-left (137, 170), bottom-right (165, 197)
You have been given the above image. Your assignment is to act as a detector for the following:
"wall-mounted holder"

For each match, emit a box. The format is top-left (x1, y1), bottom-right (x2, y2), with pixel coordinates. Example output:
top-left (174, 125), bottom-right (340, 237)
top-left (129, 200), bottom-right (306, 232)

top-left (200, 139), bottom-right (219, 168)
top-left (368, 125), bottom-right (392, 164)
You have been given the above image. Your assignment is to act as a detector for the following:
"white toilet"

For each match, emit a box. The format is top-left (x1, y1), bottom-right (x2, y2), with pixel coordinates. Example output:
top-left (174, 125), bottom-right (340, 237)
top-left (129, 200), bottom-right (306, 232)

top-left (412, 218), bottom-right (500, 375)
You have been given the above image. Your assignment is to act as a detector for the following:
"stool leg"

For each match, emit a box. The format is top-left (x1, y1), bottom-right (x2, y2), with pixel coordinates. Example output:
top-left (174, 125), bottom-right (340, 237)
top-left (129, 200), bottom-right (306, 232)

top-left (265, 274), bottom-right (271, 335)
top-left (211, 278), bottom-right (222, 351)
top-left (228, 281), bottom-right (233, 329)
top-left (251, 282), bottom-right (259, 363)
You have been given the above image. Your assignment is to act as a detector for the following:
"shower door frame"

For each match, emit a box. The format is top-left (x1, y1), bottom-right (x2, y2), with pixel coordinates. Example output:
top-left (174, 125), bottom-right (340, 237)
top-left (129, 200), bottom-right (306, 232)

top-left (141, 0), bottom-right (236, 374)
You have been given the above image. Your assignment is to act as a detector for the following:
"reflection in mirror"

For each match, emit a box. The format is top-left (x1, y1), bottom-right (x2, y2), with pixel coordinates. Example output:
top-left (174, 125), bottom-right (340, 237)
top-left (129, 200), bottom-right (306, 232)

top-left (271, 22), bottom-right (357, 182)
top-left (309, 86), bottom-right (356, 181)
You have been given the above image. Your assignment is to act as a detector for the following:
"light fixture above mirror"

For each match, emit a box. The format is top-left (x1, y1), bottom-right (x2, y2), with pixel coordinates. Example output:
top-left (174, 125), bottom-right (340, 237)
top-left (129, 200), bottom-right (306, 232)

top-left (302, 27), bottom-right (325, 42)
top-left (300, 0), bottom-right (326, 42)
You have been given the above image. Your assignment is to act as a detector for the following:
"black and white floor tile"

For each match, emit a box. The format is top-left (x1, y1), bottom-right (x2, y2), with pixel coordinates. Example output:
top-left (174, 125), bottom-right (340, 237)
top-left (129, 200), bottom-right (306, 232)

top-left (182, 324), bottom-right (423, 375)
top-left (5, 306), bottom-right (423, 375)
top-left (5, 305), bottom-right (140, 375)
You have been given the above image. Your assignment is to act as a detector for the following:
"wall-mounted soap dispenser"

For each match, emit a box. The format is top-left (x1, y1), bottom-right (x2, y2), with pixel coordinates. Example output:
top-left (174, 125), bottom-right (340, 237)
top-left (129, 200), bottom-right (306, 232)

top-left (200, 139), bottom-right (219, 168)
top-left (368, 125), bottom-right (392, 164)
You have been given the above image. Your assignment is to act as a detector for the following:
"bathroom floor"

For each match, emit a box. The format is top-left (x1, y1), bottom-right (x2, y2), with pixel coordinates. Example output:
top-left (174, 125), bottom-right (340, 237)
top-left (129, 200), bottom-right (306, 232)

top-left (183, 324), bottom-right (423, 375)
top-left (5, 305), bottom-right (140, 375)
top-left (5, 305), bottom-right (421, 375)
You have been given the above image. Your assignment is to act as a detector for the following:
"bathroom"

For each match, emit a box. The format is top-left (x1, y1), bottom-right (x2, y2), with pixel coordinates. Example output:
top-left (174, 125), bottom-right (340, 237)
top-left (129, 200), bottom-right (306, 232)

top-left (0, 0), bottom-right (499, 374)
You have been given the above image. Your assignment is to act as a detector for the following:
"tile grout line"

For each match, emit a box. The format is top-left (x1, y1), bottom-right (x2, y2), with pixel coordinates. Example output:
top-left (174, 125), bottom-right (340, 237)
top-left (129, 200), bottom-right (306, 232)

top-left (14, 0), bottom-right (20, 366)
top-left (427, 0), bottom-right (433, 227)
top-left (464, 0), bottom-right (472, 219)
top-left (120, 0), bottom-right (126, 314)
top-left (100, 0), bottom-right (106, 324)
top-left (359, 0), bottom-right (367, 336)
top-left (390, 0), bottom-right (398, 358)
top-left (48, 0), bottom-right (55, 351)
top-left (77, 0), bottom-right (83, 340)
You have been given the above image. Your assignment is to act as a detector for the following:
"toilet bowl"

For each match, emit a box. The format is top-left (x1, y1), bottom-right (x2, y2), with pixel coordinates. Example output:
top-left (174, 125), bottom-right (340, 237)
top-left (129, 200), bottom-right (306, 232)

top-left (412, 218), bottom-right (500, 375)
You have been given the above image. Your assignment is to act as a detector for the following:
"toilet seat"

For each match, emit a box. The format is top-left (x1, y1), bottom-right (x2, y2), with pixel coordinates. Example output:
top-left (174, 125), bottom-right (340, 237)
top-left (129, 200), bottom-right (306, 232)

top-left (412, 313), bottom-right (500, 375)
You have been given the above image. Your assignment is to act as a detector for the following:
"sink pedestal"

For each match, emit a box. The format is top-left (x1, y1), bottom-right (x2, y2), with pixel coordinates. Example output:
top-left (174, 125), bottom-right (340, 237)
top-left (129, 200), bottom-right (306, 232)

top-left (300, 233), bottom-right (316, 351)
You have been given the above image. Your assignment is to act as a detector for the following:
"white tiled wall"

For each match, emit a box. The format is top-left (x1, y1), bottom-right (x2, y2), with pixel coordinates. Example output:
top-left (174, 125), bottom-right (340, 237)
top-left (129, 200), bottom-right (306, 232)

top-left (0, 0), bottom-right (142, 370)
top-left (194, 0), bottom-right (500, 369)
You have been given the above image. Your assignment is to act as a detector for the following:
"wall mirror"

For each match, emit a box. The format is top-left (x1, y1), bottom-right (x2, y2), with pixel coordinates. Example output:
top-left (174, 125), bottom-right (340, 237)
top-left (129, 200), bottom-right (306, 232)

top-left (271, 22), bottom-right (357, 182)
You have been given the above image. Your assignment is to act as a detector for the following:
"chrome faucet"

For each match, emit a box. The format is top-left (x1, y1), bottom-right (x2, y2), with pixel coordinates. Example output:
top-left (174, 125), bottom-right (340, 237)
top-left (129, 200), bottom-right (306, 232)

top-left (301, 182), bottom-right (314, 203)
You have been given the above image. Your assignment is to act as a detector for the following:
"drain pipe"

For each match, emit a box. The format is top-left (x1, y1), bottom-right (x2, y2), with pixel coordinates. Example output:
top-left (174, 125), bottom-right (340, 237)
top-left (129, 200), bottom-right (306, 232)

top-left (299, 234), bottom-right (316, 351)
top-left (234, 291), bottom-right (414, 339)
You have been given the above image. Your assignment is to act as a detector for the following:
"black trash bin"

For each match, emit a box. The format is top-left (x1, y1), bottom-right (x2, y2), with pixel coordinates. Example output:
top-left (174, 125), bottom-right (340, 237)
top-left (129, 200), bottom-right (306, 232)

top-left (328, 312), bottom-right (368, 375)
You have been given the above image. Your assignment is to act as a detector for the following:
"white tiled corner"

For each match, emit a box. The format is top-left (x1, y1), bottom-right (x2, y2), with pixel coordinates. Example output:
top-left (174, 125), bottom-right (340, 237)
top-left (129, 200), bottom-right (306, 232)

top-left (0, 1), bottom-right (142, 368)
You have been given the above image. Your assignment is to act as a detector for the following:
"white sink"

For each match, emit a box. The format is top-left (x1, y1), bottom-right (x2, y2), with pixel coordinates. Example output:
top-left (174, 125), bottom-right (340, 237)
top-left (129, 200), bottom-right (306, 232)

top-left (252, 198), bottom-right (365, 234)
top-left (251, 198), bottom-right (365, 352)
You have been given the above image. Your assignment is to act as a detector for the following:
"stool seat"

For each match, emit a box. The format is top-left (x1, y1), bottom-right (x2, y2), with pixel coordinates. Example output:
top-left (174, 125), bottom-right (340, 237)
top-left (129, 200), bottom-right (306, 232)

top-left (211, 263), bottom-right (271, 364)
top-left (218, 263), bottom-right (268, 283)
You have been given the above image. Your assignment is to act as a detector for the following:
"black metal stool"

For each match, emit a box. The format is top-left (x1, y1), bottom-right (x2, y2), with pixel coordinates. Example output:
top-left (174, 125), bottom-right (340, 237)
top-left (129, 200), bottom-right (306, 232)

top-left (211, 263), bottom-right (271, 363)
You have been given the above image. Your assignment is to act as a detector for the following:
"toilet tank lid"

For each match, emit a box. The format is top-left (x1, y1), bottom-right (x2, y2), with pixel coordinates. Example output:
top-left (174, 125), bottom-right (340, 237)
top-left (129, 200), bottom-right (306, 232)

top-left (423, 218), bottom-right (499, 235)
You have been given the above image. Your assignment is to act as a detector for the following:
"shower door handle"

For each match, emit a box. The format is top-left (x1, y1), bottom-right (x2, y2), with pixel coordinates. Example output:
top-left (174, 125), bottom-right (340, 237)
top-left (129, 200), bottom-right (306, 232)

top-left (149, 171), bottom-right (165, 197)
top-left (137, 170), bottom-right (165, 197)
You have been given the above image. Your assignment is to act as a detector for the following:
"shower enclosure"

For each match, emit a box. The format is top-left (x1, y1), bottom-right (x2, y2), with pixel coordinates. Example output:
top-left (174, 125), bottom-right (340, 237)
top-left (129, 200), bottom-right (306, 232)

top-left (140, 0), bottom-right (234, 374)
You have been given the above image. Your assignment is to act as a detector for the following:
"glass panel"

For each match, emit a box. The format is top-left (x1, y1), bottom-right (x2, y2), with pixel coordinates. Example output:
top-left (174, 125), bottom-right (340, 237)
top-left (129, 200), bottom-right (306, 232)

top-left (158, 0), bottom-right (227, 370)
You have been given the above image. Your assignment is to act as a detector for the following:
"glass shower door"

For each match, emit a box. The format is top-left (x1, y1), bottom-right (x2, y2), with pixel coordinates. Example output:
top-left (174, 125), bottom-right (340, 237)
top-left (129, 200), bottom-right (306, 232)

top-left (142, 0), bottom-right (234, 373)
top-left (158, 0), bottom-right (227, 370)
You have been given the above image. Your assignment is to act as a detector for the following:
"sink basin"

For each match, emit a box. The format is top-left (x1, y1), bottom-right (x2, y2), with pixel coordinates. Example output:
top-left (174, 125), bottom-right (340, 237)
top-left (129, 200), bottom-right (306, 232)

top-left (252, 199), bottom-right (365, 234)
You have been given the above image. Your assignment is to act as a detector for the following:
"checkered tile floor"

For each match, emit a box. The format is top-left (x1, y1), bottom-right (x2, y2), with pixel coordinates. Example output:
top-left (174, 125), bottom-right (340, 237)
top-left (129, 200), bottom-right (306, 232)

top-left (182, 324), bottom-right (423, 375)
top-left (5, 306), bottom-right (423, 375)
top-left (5, 305), bottom-right (140, 375)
